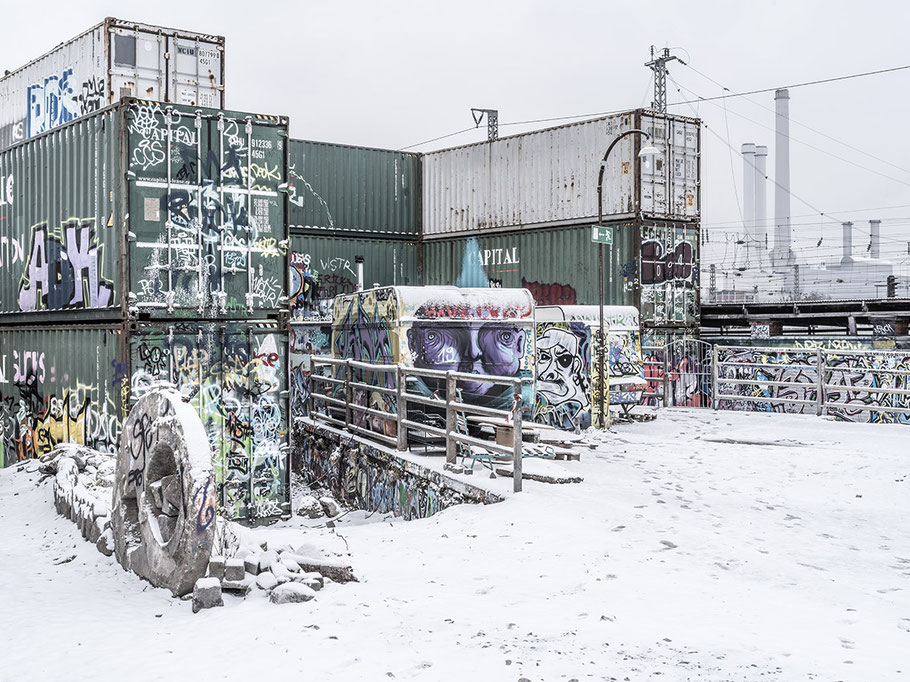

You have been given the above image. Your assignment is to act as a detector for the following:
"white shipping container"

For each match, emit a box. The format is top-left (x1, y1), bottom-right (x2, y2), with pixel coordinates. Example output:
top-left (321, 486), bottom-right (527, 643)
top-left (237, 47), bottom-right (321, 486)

top-left (0, 17), bottom-right (224, 149)
top-left (421, 110), bottom-right (700, 238)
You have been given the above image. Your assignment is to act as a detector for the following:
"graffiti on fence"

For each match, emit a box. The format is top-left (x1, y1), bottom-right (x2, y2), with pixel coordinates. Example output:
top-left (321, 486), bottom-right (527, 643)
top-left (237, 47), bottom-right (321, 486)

top-left (641, 339), bottom-right (712, 408)
top-left (715, 346), bottom-right (910, 424)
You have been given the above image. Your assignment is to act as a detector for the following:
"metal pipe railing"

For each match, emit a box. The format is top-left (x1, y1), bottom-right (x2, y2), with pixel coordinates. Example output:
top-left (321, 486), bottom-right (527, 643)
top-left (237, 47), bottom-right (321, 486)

top-left (307, 357), bottom-right (528, 492)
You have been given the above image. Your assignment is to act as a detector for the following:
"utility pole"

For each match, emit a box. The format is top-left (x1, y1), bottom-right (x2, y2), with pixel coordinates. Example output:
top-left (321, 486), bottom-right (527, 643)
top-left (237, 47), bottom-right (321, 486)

top-left (471, 108), bottom-right (499, 141)
top-left (645, 46), bottom-right (685, 113)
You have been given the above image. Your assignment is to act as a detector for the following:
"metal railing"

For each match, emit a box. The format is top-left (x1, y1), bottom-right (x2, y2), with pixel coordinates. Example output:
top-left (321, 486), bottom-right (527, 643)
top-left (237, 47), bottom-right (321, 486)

top-left (307, 357), bottom-right (527, 492)
top-left (712, 345), bottom-right (910, 423)
top-left (641, 344), bottom-right (669, 406)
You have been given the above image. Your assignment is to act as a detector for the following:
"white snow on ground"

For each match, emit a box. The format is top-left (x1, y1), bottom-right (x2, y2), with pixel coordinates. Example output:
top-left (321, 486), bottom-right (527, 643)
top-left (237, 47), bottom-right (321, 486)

top-left (1, 408), bottom-right (908, 681)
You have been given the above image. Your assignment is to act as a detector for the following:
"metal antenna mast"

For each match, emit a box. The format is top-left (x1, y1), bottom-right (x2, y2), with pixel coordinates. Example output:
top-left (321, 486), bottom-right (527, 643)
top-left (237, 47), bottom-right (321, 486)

top-left (645, 46), bottom-right (685, 113)
top-left (471, 108), bottom-right (499, 141)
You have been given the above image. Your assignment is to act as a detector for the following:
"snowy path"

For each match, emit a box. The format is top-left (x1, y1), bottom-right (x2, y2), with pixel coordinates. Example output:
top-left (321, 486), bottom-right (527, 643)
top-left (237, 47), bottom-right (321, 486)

top-left (1, 409), bottom-right (908, 681)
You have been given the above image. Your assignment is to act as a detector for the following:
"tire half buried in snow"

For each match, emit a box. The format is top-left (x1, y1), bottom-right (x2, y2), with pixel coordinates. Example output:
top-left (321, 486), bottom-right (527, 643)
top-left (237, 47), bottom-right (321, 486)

top-left (112, 388), bottom-right (216, 596)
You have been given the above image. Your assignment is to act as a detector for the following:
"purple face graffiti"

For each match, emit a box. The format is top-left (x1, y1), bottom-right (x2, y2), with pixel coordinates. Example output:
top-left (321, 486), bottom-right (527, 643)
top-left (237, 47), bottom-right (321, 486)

top-left (407, 322), bottom-right (526, 400)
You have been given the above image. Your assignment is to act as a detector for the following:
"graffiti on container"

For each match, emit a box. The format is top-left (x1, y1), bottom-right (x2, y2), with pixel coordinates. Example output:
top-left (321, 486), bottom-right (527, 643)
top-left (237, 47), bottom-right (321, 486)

top-left (534, 322), bottom-right (591, 429)
top-left (26, 67), bottom-right (79, 138)
top-left (289, 324), bottom-right (331, 416)
top-left (521, 277), bottom-right (577, 305)
top-left (0, 173), bottom-right (14, 207)
top-left (78, 76), bottom-right (105, 115)
top-left (17, 219), bottom-right (115, 311)
top-left (0, 121), bottom-right (25, 149)
top-left (287, 165), bottom-right (335, 229)
top-left (641, 240), bottom-right (695, 285)
top-left (130, 327), bottom-right (288, 520)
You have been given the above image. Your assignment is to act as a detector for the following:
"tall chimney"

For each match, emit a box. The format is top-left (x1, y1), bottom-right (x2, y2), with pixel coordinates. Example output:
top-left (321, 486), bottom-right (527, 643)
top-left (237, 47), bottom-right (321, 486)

top-left (772, 89), bottom-right (793, 268)
top-left (869, 219), bottom-right (881, 259)
top-left (754, 145), bottom-right (769, 268)
top-left (741, 143), bottom-right (756, 265)
top-left (842, 221), bottom-right (853, 263)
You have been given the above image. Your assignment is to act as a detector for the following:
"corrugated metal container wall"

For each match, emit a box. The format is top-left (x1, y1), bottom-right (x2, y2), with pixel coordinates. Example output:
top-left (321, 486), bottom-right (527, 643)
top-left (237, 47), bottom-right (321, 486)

top-left (289, 234), bottom-right (418, 320)
top-left (639, 221), bottom-right (700, 327)
top-left (420, 224), bottom-right (636, 308)
top-left (0, 321), bottom-right (290, 522)
top-left (0, 18), bottom-right (225, 150)
top-left (0, 99), bottom-right (289, 322)
top-left (129, 321), bottom-right (290, 522)
top-left (0, 325), bottom-right (124, 468)
top-left (128, 101), bottom-right (289, 319)
top-left (638, 112), bottom-right (700, 219)
top-left (288, 140), bottom-right (420, 236)
top-left (422, 113), bottom-right (635, 237)
top-left (421, 110), bottom-right (701, 238)
top-left (0, 108), bottom-right (123, 320)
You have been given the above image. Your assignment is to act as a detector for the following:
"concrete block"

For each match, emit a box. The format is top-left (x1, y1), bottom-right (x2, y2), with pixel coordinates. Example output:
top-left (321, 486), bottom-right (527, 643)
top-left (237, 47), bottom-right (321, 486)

top-left (256, 571), bottom-right (279, 591)
top-left (224, 558), bottom-right (245, 582)
top-left (243, 554), bottom-right (261, 576)
top-left (192, 577), bottom-right (223, 613)
top-left (208, 555), bottom-right (225, 581)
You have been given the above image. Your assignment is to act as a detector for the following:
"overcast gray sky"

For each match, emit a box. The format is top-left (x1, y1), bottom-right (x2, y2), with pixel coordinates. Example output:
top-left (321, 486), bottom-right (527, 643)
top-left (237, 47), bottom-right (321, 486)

top-left (3, 0), bottom-right (910, 289)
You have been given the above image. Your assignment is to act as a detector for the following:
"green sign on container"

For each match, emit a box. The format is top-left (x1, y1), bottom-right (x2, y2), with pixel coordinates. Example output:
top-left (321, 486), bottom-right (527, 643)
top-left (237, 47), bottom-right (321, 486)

top-left (591, 225), bottom-right (613, 245)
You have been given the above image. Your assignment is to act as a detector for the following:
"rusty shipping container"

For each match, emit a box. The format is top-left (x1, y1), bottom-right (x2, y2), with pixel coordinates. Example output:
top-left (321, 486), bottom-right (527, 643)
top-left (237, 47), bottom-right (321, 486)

top-left (421, 110), bottom-right (700, 238)
top-left (0, 321), bottom-right (290, 522)
top-left (288, 139), bottom-right (420, 237)
top-left (0, 98), bottom-right (288, 323)
top-left (420, 219), bottom-right (699, 328)
top-left (0, 18), bottom-right (225, 150)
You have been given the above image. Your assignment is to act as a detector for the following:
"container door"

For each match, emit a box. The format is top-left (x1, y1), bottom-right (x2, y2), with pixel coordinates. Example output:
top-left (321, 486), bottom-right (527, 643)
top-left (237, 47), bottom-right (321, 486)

top-left (109, 26), bottom-right (166, 101)
top-left (167, 36), bottom-right (223, 109)
top-left (128, 322), bottom-right (288, 522)
top-left (127, 103), bottom-right (287, 319)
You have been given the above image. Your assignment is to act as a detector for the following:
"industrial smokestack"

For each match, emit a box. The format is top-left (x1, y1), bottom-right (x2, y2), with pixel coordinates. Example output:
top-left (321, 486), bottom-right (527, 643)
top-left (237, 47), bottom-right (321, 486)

top-left (772, 89), bottom-right (793, 268)
top-left (741, 143), bottom-right (756, 265)
top-left (754, 145), bottom-right (768, 268)
top-left (869, 219), bottom-right (881, 259)
top-left (842, 221), bottom-right (853, 263)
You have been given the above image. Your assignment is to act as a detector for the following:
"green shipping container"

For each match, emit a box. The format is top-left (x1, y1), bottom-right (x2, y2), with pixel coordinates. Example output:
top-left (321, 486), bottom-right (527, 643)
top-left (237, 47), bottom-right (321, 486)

top-left (0, 321), bottom-right (290, 523)
top-left (0, 98), bottom-right (288, 323)
top-left (288, 139), bottom-right (420, 237)
top-left (420, 223), bottom-right (637, 310)
top-left (421, 219), bottom-right (699, 328)
top-left (289, 234), bottom-right (418, 320)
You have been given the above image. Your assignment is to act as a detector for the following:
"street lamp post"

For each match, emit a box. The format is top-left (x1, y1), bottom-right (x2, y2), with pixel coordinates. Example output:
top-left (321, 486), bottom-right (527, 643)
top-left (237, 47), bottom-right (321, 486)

top-left (595, 129), bottom-right (662, 428)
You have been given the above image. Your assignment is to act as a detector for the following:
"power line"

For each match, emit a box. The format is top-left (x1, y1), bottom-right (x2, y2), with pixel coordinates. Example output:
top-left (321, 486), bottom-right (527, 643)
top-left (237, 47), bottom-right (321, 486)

top-left (398, 62), bottom-right (910, 150)
top-left (682, 63), bottom-right (910, 177)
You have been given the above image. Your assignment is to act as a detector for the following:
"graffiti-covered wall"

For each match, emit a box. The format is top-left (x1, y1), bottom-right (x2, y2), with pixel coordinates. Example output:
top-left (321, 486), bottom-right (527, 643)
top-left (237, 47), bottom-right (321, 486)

top-left (330, 287), bottom-right (535, 420)
top-left (289, 234), bottom-right (418, 321)
top-left (0, 101), bottom-right (288, 321)
top-left (534, 321), bottom-right (594, 429)
top-left (716, 344), bottom-right (910, 424)
top-left (130, 322), bottom-right (290, 521)
top-left (0, 326), bottom-right (124, 468)
top-left (639, 222), bottom-right (699, 327)
top-left (295, 421), bottom-right (501, 520)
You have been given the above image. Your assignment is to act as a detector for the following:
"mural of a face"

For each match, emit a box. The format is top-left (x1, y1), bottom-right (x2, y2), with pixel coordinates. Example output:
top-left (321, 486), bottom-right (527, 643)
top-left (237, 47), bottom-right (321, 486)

top-left (407, 322), bottom-right (526, 400)
top-left (537, 328), bottom-right (586, 406)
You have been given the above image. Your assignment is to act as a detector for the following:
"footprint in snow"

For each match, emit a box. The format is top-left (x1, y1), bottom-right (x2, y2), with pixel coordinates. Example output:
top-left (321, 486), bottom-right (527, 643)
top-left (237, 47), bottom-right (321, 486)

top-left (659, 540), bottom-right (678, 550)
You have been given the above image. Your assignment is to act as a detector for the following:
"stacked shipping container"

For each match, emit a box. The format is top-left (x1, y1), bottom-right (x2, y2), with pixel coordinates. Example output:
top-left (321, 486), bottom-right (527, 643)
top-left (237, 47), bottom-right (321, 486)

top-left (286, 140), bottom-right (421, 412)
top-left (420, 110), bottom-right (701, 343)
top-left (0, 18), bottom-right (225, 150)
top-left (0, 98), bottom-right (291, 522)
